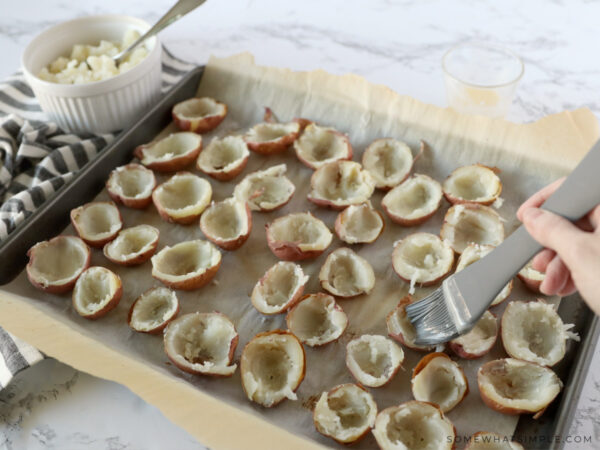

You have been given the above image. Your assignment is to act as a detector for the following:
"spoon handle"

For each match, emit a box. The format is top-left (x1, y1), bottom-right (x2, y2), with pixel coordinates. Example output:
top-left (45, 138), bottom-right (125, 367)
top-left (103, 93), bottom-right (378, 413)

top-left (116, 0), bottom-right (207, 63)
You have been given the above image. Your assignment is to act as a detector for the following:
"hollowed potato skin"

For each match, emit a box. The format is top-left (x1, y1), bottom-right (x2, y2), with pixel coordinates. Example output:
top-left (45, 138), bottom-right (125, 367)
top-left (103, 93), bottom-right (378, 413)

top-left (26, 236), bottom-right (91, 294)
top-left (153, 260), bottom-right (221, 291)
top-left (240, 330), bottom-right (306, 407)
top-left (172, 98), bottom-right (228, 134)
top-left (106, 164), bottom-right (156, 209)
top-left (164, 312), bottom-right (238, 377)
top-left (127, 288), bottom-right (180, 335)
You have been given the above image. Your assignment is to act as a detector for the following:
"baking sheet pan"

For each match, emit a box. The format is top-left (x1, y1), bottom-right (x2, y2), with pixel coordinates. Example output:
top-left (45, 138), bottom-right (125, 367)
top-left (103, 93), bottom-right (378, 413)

top-left (0, 57), bottom-right (598, 449)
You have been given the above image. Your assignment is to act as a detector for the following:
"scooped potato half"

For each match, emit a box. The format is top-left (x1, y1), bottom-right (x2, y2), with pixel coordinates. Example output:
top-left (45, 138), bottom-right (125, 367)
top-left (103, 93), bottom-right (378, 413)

top-left (440, 204), bottom-right (504, 254)
top-left (456, 244), bottom-right (512, 306)
top-left (71, 201), bottom-right (123, 248)
top-left (308, 161), bottom-right (375, 209)
top-left (72, 266), bottom-right (122, 319)
top-left (345, 335), bottom-right (404, 388)
top-left (151, 239), bottom-right (221, 290)
top-left (286, 293), bottom-right (348, 347)
top-left (106, 163), bottom-right (156, 208)
top-left (362, 138), bottom-right (414, 190)
top-left (372, 401), bottom-right (455, 450)
top-left (443, 164), bottom-right (502, 206)
top-left (233, 164), bottom-right (295, 212)
top-left (334, 203), bottom-right (384, 244)
top-left (449, 310), bottom-right (498, 359)
top-left (293, 124), bottom-right (352, 169)
top-left (128, 287), bottom-right (179, 334)
top-left (134, 132), bottom-right (202, 172)
top-left (26, 235), bottom-right (91, 294)
top-left (172, 97), bottom-right (227, 133)
top-left (386, 295), bottom-right (435, 352)
top-left (465, 432), bottom-right (524, 450)
top-left (251, 261), bottom-right (308, 314)
top-left (319, 247), bottom-right (375, 298)
top-left (266, 212), bottom-right (332, 261)
top-left (313, 383), bottom-right (377, 445)
top-left (477, 358), bottom-right (562, 418)
top-left (501, 300), bottom-right (578, 366)
top-left (197, 136), bottom-right (249, 181)
top-left (152, 172), bottom-right (212, 224)
top-left (200, 198), bottom-right (252, 250)
top-left (392, 232), bottom-right (454, 292)
top-left (411, 353), bottom-right (468, 413)
top-left (245, 121), bottom-right (301, 154)
top-left (164, 312), bottom-right (238, 376)
top-left (103, 225), bottom-right (159, 266)
top-left (240, 330), bottom-right (305, 407)
top-left (517, 259), bottom-right (546, 293)
top-left (381, 174), bottom-right (443, 226)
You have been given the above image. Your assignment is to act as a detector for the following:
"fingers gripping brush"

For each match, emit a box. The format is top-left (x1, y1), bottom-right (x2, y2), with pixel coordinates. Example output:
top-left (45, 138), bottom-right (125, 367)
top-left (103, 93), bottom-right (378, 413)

top-left (406, 140), bottom-right (600, 346)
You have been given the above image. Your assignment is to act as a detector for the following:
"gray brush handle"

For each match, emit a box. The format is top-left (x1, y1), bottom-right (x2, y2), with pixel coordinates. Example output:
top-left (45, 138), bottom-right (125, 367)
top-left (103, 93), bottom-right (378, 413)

top-left (455, 139), bottom-right (600, 315)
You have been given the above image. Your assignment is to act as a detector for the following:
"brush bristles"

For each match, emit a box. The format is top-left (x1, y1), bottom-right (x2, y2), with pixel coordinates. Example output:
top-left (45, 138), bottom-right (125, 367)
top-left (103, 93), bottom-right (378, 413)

top-left (405, 288), bottom-right (460, 345)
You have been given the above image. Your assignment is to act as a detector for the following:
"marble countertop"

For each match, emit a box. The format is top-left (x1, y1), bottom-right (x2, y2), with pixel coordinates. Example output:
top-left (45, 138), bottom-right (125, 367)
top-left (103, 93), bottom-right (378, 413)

top-left (1, 0), bottom-right (599, 448)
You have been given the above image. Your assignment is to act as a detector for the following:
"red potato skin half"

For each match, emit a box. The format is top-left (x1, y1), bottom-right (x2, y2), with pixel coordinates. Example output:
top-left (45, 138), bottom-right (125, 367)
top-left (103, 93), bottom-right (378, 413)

top-left (165, 313), bottom-right (238, 377)
top-left (26, 237), bottom-right (91, 294)
top-left (245, 129), bottom-right (301, 155)
top-left (361, 138), bottom-right (414, 192)
top-left (102, 233), bottom-right (159, 266)
top-left (198, 154), bottom-right (249, 182)
top-left (134, 141), bottom-right (202, 173)
top-left (240, 330), bottom-right (306, 407)
top-left (387, 295), bottom-right (433, 352)
top-left (382, 199), bottom-right (442, 227)
top-left (172, 100), bottom-right (228, 134)
top-left (296, 130), bottom-right (353, 170)
top-left (334, 206), bottom-right (385, 244)
top-left (443, 164), bottom-right (502, 206)
top-left (345, 346), bottom-right (403, 389)
top-left (127, 290), bottom-right (180, 335)
top-left (265, 222), bottom-right (327, 261)
top-left (106, 164), bottom-right (155, 209)
top-left (254, 276), bottom-right (306, 316)
top-left (412, 353), bottom-right (469, 407)
top-left (73, 272), bottom-right (123, 320)
top-left (266, 239), bottom-right (326, 261)
top-left (107, 186), bottom-right (152, 209)
top-left (70, 202), bottom-right (123, 248)
top-left (312, 383), bottom-right (374, 444)
top-left (516, 273), bottom-right (544, 294)
top-left (201, 203), bottom-right (253, 251)
top-left (448, 312), bottom-right (498, 359)
top-left (285, 294), bottom-right (346, 344)
top-left (153, 259), bottom-right (221, 291)
top-left (152, 174), bottom-right (207, 225)
top-left (477, 360), bottom-right (557, 418)
top-left (376, 401), bottom-right (457, 450)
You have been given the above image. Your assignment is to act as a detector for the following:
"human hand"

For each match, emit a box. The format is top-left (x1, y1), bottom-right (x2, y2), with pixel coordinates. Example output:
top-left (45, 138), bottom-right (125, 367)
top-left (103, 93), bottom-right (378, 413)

top-left (517, 177), bottom-right (600, 315)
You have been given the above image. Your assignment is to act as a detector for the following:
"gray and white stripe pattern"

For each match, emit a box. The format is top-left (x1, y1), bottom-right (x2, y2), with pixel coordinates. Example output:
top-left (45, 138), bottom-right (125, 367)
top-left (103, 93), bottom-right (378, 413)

top-left (0, 47), bottom-right (195, 389)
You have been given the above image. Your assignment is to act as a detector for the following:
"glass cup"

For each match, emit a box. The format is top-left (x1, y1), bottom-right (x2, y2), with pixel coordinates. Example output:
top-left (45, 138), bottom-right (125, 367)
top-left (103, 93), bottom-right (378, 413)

top-left (442, 42), bottom-right (524, 118)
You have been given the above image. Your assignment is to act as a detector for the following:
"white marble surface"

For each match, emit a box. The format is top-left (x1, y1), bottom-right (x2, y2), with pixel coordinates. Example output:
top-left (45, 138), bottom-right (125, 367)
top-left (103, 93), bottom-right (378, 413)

top-left (1, 0), bottom-right (600, 449)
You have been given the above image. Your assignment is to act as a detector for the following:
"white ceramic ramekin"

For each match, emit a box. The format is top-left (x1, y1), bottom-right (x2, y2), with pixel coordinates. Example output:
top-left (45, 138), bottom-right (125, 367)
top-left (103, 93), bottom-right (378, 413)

top-left (22, 15), bottom-right (162, 134)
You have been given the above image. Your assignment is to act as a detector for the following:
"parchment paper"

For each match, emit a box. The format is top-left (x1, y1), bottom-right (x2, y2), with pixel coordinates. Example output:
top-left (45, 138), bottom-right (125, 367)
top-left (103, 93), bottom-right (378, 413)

top-left (0, 53), bottom-right (598, 449)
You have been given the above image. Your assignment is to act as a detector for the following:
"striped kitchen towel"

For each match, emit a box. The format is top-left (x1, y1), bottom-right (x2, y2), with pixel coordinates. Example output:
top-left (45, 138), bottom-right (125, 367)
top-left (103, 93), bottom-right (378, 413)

top-left (0, 47), bottom-right (196, 390)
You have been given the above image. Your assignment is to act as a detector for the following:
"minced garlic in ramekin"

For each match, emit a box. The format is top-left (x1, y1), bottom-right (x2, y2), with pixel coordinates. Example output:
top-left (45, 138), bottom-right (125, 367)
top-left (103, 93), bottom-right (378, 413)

top-left (37, 30), bottom-right (149, 84)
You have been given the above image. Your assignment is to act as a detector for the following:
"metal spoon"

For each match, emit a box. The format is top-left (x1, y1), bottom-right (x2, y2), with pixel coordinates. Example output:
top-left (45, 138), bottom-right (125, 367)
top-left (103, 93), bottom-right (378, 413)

top-left (111, 0), bottom-right (206, 67)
